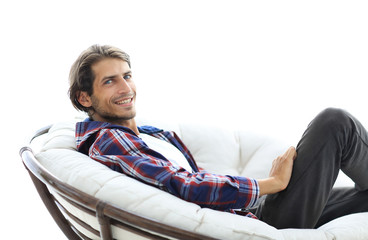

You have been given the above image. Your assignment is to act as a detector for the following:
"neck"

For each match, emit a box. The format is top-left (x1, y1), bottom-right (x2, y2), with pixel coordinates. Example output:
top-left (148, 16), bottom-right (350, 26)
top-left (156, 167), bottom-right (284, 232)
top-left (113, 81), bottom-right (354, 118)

top-left (120, 119), bottom-right (139, 135)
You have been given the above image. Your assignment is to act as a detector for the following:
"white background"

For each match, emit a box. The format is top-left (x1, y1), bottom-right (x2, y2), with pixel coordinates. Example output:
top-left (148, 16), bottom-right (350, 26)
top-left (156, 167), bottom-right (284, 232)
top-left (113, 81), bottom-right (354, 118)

top-left (1, 0), bottom-right (367, 239)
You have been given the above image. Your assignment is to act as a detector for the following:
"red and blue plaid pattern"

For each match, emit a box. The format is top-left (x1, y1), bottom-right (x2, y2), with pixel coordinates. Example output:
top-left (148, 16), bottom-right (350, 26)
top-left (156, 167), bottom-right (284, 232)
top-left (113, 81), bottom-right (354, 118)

top-left (76, 119), bottom-right (259, 216)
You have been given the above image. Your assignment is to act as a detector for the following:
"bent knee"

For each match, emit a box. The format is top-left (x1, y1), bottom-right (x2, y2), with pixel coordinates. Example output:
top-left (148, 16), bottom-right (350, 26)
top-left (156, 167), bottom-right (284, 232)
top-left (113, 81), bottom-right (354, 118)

top-left (313, 108), bottom-right (351, 132)
top-left (320, 108), bottom-right (348, 120)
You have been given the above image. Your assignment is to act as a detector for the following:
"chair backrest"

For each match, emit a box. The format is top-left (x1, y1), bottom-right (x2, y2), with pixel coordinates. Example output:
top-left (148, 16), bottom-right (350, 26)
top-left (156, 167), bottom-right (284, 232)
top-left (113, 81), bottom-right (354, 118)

top-left (20, 126), bottom-right (215, 240)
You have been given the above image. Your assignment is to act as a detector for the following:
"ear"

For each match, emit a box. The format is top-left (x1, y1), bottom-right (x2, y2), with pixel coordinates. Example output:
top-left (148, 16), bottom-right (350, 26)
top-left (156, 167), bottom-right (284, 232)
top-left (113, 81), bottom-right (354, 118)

top-left (77, 91), bottom-right (92, 108)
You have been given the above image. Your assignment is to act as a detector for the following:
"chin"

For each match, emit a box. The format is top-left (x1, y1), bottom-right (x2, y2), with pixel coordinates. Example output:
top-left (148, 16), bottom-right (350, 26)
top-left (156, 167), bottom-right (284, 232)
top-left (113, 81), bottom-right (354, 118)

top-left (119, 110), bottom-right (137, 121)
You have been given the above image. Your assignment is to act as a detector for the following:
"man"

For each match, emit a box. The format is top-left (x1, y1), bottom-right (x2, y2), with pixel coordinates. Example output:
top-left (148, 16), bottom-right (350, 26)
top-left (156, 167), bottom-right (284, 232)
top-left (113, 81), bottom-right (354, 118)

top-left (69, 44), bottom-right (368, 229)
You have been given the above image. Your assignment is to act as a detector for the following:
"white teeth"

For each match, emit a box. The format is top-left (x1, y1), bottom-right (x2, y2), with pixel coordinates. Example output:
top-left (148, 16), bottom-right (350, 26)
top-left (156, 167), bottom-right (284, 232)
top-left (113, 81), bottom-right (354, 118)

top-left (116, 98), bottom-right (132, 104)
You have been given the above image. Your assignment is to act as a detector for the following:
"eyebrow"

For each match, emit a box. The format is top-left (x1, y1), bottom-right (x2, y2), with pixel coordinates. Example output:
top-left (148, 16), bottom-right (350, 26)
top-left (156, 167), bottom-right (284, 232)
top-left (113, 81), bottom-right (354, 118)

top-left (101, 71), bottom-right (132, 82)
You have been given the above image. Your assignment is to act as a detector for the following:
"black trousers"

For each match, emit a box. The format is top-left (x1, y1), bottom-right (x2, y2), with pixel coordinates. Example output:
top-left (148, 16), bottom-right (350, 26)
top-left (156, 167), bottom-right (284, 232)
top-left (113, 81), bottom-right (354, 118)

top-left (255, 108), bottom-right (368, 229)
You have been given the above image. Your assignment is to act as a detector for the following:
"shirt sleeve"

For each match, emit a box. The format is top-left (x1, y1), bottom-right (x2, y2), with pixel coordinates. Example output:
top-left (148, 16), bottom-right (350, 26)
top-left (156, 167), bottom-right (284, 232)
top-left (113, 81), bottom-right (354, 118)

top-left (89, 129), bottom-right (259, 211)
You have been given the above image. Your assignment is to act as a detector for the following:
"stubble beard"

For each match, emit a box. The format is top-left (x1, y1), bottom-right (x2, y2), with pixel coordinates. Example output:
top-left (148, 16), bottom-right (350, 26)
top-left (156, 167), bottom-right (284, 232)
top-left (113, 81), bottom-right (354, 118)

top-left (90, 95), bottom-right (136, 124)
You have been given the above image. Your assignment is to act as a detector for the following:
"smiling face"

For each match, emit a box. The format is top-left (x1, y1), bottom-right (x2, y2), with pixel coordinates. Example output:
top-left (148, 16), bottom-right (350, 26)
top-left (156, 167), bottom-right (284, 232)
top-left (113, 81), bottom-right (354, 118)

top-left (78, 58), bottom-right (137, 128)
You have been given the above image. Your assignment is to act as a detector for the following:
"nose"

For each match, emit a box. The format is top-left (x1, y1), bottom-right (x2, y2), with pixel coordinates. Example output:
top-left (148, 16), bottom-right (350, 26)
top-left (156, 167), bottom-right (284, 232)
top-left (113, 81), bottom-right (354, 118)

top-left (117, 76), bottom-right (132, 94)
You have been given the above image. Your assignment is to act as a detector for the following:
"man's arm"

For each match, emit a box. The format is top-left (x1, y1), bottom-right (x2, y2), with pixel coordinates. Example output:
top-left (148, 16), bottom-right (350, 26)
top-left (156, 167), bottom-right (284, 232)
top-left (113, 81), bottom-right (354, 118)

top-left (89, 129), bottom-right (260, 211)
top-left (258, 147), bottom-right (297, 196)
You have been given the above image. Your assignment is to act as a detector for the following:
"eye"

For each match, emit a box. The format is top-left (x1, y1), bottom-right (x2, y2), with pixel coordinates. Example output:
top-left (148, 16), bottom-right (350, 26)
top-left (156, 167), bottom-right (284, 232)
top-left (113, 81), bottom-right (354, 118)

top-left (124, 74), bottom-right (132, 80)
top-left (104, 79), bottom-right (113, 85)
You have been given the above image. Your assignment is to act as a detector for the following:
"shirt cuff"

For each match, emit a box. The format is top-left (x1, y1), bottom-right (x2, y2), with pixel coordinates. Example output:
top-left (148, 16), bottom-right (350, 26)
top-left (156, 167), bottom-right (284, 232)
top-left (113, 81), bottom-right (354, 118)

top-left (237, 177), bottom-right (259, 209)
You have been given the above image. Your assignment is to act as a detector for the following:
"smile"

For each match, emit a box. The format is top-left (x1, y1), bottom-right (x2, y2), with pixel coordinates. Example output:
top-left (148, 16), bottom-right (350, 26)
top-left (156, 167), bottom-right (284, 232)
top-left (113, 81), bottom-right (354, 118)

top-left (115, 97), bottom-right (134, 105)
top-left (116, 98), bottom-right (132, 104)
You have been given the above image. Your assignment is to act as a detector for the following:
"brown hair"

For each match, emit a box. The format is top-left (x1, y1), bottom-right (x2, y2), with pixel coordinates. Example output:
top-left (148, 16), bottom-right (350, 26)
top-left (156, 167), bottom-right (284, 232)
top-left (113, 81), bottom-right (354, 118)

top-left (68, 44), bottom-right (131, 112)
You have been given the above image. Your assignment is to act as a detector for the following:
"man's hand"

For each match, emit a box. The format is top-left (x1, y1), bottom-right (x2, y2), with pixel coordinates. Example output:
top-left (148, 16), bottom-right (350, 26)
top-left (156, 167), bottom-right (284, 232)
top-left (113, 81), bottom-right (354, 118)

top-left (258, 146), bottom-right (297, 196)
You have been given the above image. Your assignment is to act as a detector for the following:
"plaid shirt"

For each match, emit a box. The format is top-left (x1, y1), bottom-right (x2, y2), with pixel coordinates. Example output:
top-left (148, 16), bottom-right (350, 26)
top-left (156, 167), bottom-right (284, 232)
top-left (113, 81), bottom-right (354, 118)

top-left (76, 119), bottom-right (259, 217)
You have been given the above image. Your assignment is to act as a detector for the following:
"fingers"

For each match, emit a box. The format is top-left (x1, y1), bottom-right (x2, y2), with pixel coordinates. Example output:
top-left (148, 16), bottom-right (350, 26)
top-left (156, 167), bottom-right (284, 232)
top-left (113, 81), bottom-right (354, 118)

top-left (285, 146), bottom-right (297, 160)
top-left (269, 146), bottom-right (296, 191)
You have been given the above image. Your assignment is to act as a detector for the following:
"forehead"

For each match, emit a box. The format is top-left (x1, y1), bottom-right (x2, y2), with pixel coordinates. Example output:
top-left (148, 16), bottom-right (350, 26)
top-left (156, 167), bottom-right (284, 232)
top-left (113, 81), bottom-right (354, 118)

top-left (92, 58), bottom-right (130, 79)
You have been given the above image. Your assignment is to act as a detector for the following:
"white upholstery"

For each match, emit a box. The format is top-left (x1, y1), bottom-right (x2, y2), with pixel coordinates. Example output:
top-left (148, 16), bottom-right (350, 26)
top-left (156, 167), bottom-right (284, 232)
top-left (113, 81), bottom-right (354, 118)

top-left (34, 118), bottom-right (368, 240)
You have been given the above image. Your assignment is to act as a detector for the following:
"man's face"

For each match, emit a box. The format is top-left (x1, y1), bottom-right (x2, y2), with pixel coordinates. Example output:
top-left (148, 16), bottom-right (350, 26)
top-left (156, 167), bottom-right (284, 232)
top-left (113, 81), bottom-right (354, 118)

top-left (79, 58), bottom-right (137, 125)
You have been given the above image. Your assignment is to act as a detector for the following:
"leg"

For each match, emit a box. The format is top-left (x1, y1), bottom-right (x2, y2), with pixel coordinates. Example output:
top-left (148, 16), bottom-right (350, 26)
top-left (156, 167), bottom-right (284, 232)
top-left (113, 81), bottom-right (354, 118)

top-left (315, 187), bottom-right (368, 228)
top-left (256, 108), bottom-right (368, 228)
